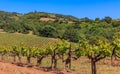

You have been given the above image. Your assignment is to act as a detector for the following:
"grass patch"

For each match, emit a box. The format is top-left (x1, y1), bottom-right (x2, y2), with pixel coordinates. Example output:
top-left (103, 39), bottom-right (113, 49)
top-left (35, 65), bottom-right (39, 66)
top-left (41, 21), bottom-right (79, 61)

top-left (0, 33), bottom-right (57, 48)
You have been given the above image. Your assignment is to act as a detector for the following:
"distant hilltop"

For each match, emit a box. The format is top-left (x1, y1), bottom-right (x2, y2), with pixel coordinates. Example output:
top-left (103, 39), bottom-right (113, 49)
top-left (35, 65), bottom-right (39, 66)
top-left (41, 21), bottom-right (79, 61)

top-left (0, 10), bottom-right (120, 42)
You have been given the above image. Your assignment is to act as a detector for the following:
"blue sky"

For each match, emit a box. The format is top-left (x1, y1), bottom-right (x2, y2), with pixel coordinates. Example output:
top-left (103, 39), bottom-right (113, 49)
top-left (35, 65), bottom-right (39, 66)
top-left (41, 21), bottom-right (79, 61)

top-left (0, 0), bottom-right (120, 19)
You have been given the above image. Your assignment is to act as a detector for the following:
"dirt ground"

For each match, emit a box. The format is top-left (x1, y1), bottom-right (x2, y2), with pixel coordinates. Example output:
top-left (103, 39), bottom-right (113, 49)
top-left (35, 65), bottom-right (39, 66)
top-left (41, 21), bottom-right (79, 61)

top-left (1, 58), bottom-right (120, 74)
top-left (0, 62), bottom-right (54, 74)
top-left (0, 61), bottom-right (76, 74)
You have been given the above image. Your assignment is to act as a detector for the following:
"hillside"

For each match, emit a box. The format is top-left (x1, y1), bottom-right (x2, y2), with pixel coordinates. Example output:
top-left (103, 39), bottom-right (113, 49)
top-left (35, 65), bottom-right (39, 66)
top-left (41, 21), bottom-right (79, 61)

top-left (0, 32), bottom-right (57, 48)
top-left (0, 10), bottom-right (120, 43)
top-left (0, 10), bottom-right (120, 74)
top-left (0, 10), bottom-right (79, 23)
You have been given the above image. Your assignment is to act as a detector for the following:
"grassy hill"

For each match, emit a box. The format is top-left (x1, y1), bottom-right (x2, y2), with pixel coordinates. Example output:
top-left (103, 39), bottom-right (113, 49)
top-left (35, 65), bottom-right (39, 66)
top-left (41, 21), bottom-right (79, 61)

top-left (0, 33), bottom-right (57, 48)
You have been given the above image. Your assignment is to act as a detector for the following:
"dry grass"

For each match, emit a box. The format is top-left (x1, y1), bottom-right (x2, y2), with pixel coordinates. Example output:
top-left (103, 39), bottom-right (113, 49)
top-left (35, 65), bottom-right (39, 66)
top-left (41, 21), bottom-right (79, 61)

top-left (40, 17), bottom-right (55, 21)
top-left (1, 56), bottom-right (120, 74)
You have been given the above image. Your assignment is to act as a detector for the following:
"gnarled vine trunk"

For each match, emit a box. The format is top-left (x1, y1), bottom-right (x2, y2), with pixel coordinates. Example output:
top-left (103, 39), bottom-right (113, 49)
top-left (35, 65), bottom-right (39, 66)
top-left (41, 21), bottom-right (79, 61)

top-left (13, 55), bottom-right (16, 63)
top-left (51, 49), bottom-right (57, 70)
top-left (18, 55), bottom-right (22, 63)
top-left (1, 53), bottom-right (5, 61)
top-left (27, 56), bottom-right (31, 64)
top-left (37, 56), bottom-right (45, 66)
top-left (65, 43), bottom-right (72, 70)
top-left (91, 58), bottom-right (96, 74)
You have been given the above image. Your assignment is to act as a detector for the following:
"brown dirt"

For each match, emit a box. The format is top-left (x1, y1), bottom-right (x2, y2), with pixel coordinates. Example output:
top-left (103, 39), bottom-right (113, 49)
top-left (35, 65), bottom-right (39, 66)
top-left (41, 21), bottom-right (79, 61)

top-left (0, 29), bottom-right (6, 33)
top-left (0, 58), bottom-right (120, 74)
top-left (40, 17), bottom-right (55, 21)
top-left (0, 62), bottom-right (54, 74)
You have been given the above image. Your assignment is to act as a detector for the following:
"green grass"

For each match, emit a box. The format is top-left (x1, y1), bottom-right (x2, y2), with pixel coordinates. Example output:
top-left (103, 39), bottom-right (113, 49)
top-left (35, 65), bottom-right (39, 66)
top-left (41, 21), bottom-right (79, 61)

top-left (0, 33), bottom-right (57, 48)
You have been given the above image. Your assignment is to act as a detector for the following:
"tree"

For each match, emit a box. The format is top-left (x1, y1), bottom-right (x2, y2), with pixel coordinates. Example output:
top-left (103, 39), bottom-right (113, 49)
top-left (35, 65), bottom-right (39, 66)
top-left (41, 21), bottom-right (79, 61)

top-left (95, 18), bottom-right (100, 23)
top-left (12, 45), bottom-right (24, 64)
top-left (23, 47), bottom-right (36, 64)
top-left (63, 28), bottom-right (80, 42)
top-left (0, 46), bottom-right (7, 61)
top-left (35, 48), bottom-right (48, 66)
top-left (102, 16), bottom-right (112, 24)
top-left (112, 20), bottom-right (120, 27)
top-left (79, 38), bottom-right (111, 74)
top-left (40, 25), bottom-right (58, 38)
top-left (80, 17), bottom-right (93, 23)
top-left (57, 39), bottom-right (70, 61)
top-left (46, 46), bottom-right (58, 70)
top-left (111, 32), bottom-right (120, 64)
top-left (56, 39), bottom-right (71, 70)
top-left (11, 46), bottom-right (18, 63)
top-left (64, 42), bottom-right (72, 70)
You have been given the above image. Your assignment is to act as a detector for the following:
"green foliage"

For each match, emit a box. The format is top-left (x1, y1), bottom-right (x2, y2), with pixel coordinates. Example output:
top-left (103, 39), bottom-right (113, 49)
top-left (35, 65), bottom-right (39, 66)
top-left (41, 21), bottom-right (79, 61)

top-left (78, 37), bottom-right (111, 57)
top-left (0, 33), bottom-right (57, 48)
top-left (113, 32), bottom-right (120, 51)
top-left (0, 10), bottom-right (120, 43)
top-left (46, 45), bottom-right (57, 56)
top-left (112, 20), bottom-right (120, 27)
top-left (12, 46), bottom-right (20, 56)
top-left (63, 28), bottom-right (80, 42)
top-left (0, 46), bottom-right (8, 54)
top-left (102, 16), bottom-right (112, 24)
top-left (40, 25), bottom-right (58, 38)
top-left (57, 39), bottom-right (70, 56)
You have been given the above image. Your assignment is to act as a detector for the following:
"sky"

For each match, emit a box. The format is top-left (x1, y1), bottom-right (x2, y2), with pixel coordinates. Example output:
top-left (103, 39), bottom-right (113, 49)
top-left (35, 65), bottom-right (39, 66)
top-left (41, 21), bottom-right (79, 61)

top-left (0, 0), bottom-right (120, 19)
